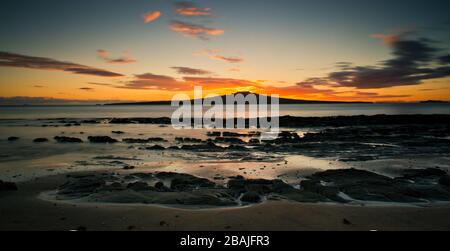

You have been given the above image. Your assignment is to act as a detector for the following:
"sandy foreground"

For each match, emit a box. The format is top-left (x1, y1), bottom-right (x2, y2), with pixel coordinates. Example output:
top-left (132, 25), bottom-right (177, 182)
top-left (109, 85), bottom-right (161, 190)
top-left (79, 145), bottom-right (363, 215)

top-left (1, 173), bottom-right (450, 231)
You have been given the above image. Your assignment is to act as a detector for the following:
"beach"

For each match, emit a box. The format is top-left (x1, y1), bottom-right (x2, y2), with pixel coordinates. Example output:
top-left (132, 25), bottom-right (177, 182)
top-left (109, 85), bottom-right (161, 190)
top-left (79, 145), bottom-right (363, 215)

top-left (1, 110), bottom-right (450, 231)
top-left (2, 172), bottom-right (450, 231)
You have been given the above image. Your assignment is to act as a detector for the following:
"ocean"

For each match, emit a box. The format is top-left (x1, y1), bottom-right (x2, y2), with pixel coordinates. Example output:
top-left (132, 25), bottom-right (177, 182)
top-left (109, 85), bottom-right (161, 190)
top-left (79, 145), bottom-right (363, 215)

top-left (0, 103), bottom-right (449, 120)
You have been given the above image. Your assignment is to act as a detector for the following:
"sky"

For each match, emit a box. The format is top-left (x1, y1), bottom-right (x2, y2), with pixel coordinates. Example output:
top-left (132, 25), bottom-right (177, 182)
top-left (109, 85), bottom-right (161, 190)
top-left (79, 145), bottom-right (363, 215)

top-left (1, 0), bottom-right (450, 104)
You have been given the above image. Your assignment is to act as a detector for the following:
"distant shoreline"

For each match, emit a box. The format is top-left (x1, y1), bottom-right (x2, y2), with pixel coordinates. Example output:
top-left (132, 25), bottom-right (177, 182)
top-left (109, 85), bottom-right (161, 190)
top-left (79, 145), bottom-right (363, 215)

top-left (0, 101), bottom-right (449, 107)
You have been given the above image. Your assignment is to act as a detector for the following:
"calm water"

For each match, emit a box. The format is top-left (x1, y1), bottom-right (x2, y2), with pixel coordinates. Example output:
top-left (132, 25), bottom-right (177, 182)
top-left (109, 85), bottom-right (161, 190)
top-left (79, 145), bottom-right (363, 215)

top-left (0, 103), bottom-right (449, 120)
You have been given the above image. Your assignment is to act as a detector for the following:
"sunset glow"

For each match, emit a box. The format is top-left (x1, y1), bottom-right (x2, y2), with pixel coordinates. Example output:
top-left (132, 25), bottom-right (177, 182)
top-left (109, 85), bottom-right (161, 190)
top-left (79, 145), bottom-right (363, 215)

top-left (1, 0), bottom-right (449, 104)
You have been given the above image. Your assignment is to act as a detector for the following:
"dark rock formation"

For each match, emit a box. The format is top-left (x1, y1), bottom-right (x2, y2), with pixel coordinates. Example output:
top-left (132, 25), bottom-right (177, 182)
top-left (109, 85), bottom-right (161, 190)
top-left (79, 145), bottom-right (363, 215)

top-left (0, 180), bottom-right (18, 191)
top-left (33, 138), bottom-right (49, 143)
top-left (241, 191), bottom-right (262, 203)
top-left (54, 136), bottom-right (83, 143)
top-left (88, 136), bottom-right (118, 143)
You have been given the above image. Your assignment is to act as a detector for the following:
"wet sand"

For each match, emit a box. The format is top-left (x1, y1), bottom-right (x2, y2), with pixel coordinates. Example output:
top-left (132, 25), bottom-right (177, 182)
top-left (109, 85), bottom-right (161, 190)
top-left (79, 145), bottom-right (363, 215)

top-left (2, 173), bottom-right (450, 231)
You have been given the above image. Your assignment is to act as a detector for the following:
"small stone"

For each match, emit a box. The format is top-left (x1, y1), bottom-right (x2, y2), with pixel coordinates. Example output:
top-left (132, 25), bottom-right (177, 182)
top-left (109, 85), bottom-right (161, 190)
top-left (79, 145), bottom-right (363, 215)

top-left (343, 218), bottom-right (352, 225)
top-left (33, 138), bottom-right (49, 143)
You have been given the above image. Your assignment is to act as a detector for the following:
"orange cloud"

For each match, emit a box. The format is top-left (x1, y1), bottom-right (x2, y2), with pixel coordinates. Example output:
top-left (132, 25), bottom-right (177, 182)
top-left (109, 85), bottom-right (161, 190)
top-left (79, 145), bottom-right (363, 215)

top-left (117, 73), bottom-right (260, 91)
top-left (195, 49), bottom-right (244, 63)
top-left (143, 11), bottom-right (161, 24)
top-left (171, 67), bottom-right (213, 75)
top-left (175, 2), bottom-right (211, 16)
top-left (176, 7), bottom-right (211, 16)
top-left (170, 21), bottom-right (224, 40)
top-left (370, 27), bottom-right (415, 46)
top-left (210, 55), bottom-right (243, 63)
top-left (370, 34), bottom-right (401, 46)
top-left (97, 50), bottom-right (137, 64)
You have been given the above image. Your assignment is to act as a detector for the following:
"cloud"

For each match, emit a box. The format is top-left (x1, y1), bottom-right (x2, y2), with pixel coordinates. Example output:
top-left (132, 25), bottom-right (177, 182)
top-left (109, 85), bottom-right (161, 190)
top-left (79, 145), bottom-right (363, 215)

top-left (171, 67), bottom-right (212, 75)
top-left (0, 97), bottom-right (129, 106)
top-left (170, 21), bottom-right (224, 40)
top-left (114, 71), bottom-right (411, 101)
top-left (195, 49), bottom-right (244, 63)
top-left (118, 73), bottom-right (187, 91)
top-left (143, 11), bottom-right (161, 24)
top-left (79, 87), bottom-right (94, 91)
top-left (174, 1), bottom-right (211, 16)
top-left (0, 51), bottom-right (123, 77)
top-left (33, 85), bottom-right (46, 88)
top-left (370, 34), bottom-right (403, 46)
top-left (298, 36), bottom-right (450, 89)
top-left (88, 82), bottom-right (113, 86)
top-left (183, 77), bottom-right (258, 89)
top-left (210, 55), bottom-right (243, 63)
top-left (370, 28), bottom-right (416, 46)
top-left (117, 73), bottom-right (261, 91)
top-left (97, 50), bottom-right (137, 64)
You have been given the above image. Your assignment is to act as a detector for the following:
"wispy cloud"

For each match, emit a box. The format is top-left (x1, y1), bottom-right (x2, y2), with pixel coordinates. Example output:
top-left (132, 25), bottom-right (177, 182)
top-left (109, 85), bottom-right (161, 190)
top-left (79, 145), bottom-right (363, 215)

top-left (170, 21), bottom-right (224, 40)
top-left (88, 82), bottom-right (113, 87)
top-left (0, 51), bottom-right (123, 77)
top-left (114, 71), bottom-right (409, 101)
top-left (143, 11), bottom-right (161, 24)
top-left (171, 66), bottom-right (213, 75)
top-left (79, 87), bottom-right (94, 91)
top-left (174, 1), bottom-right (212, 16)
top-left (210, 55), bottom-right (243, 63)
top-left (370, 27), bottom-right (416, 46)
top-left (97, 50), bottom-right (137, 64)
top-left (195, 49), bottom-right (244, 63)
top-left (117, 73), bottom-right (260, 91)
top-left (118, 73), bottom-right (187, 91)
top-left (0, 97), bottom-right (129, 106)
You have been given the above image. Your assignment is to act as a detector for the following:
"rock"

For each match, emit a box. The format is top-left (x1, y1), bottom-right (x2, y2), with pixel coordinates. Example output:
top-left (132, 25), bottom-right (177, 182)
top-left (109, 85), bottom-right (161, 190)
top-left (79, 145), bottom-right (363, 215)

top-left (300, 180), bottom-right (343, 202)
top-left (112, 131), bottom-right (125, 134)
top-left (154, 172), bottom-right (216, 191)
top-left (303, 168), bottom-right (450, 203)
top-left (123, 138), bottom-right (167, 143)
top-left (123, 165), bottom-right (135, 170)
top-left (88, 136), bottom-right (118, 143)
top-left (227, 145), bottom-right (249, 151)
top-left (248, 138), bottom-right (260, 145)
top-left (146, 145), bottom-right (166, 150)
top-left (54, 136), bottom-right (83, 143)
top-left (7, 137), bottom-right (20, 141)
top-left (207, 132), bottom-right (221, 137)
top-left (228, 178), bottom-right (294, 195)
top-left (127, 182), bottom-right (151, 191)
top-left (148, 137), bottom-right (167, 142)
top-left (214, 137), bottom-right (245, 144)
top-left (223, 132), bottom-right (245, 137)
top-left (439, 176), bottom-right (450, 187)
top-left (402, 168), bottom-right (447, 179)
top-left (175, 137), bottom-right (202, 143)
top-left (241, 191), bottom-right (262, 203)
top-left (33, 138), bottom-right (49, 143)
top-left (58, 177), bottom-right (106, 197)
top-left (0, 180), bottom-right (18, 191)
top-left (154, 181), bottom-right (171, 192)
top-left (343, 218), bottom-right (352, 225)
